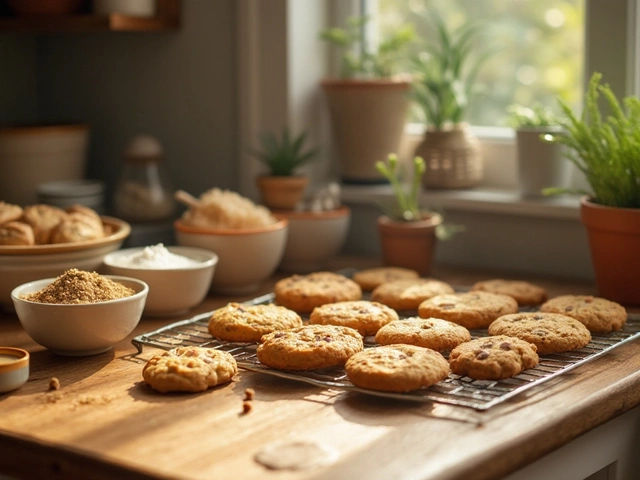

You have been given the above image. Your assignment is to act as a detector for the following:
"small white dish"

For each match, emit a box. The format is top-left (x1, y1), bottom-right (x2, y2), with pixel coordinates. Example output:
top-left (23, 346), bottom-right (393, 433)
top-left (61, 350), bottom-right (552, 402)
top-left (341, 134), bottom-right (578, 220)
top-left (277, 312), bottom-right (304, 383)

top-left (0, 347), bottom-right (30, 393)
top-left (103, 246), bottom-right (218, 317)
top-left (11, 276), bottom-right (148, 356)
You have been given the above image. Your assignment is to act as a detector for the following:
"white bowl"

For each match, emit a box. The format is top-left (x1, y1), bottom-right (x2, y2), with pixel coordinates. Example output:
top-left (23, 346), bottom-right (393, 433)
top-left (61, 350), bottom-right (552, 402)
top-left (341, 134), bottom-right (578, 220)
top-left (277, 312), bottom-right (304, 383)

top-left (0, 347), bottom-right (29, 393)
top-left (103, 246), bottom-right (218, 317)
top-left (174, 218), bottom-right (288, 295)
top-left (277, 206), bottom-right (351, 273)
top-left (0, 217), bottom-right (131, 312)
top-left (11, 275), bottom-right (148, 356)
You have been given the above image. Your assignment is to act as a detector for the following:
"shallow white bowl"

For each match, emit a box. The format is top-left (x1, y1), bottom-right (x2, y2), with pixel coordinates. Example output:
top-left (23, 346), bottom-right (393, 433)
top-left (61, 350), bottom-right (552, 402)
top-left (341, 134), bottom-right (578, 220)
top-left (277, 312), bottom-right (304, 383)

top-left (11, 276), bottom-right (148, 356)
top-left (0, 216), bottom-right (131, 312)
top-left (174, 218), bottom-right (288, 295)
top-left (103, 246), bottom-right (218, 317)
top-left (0, 347), bottom-right (29, 393)
top-left (276, 206), bottom-right (351, 273)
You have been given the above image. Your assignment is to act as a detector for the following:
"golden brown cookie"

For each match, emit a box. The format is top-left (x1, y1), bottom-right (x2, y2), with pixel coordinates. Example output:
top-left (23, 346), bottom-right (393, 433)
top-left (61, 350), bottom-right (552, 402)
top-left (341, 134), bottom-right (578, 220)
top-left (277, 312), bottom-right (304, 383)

top-left (0, 221), bottom-right (35, 246)
top-left (418, 291), bottom-right (519, 329)
top-left (257, 324), bottom-right (363, 371)
top-left (448, 335), bottom-right (539, 380)
top-left (488, 312), bottom-right (592, 354)
top-left (471, 279), bottom-right (548, 306)
top-left (540, 295), bottom-right (627, 334)
top-left (374, 317), bottom-right (471, 352)
top-left (309, 300), bottom-right (399, 337)
top-left (274, 272), bottom-right (362, 314)
top-left (65, 204), bottom-right (105, 234)
top-left (345, 344), bottom-right (450, 392)
top-left (370, 278), bottom-right (455, 311)
top-left (208, 302), bottom-right (303, 342)
top-left (20, 204), bottom-right (67, 244)
top-left (0, 201), bottom-right (23, 225)
top-left (352, 267), bottom-right (420, 291)
top-left (50, 212), bottom-right (104, 244)
top-left (142, 346), bottom-right (238, 393)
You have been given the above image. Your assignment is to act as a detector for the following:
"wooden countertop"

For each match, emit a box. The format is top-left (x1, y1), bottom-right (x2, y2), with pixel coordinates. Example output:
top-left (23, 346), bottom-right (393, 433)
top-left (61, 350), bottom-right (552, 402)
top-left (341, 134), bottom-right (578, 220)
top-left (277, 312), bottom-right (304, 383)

top-left (1, 258), bottom-right (639, 480)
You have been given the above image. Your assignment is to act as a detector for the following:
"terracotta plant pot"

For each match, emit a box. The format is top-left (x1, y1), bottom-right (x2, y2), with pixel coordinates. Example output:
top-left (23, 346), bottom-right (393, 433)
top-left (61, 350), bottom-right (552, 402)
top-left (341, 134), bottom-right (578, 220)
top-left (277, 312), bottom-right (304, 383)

top-left (322, 77), bottom-right (411, 184)
top-left (580, 197), bottom-right (640, 306)
top-left (256, 175), bottom-right (308, 210)
top-left (377, 213), bottom-right (442, 276)
top-left (415, 123), bottom-right (482, 189)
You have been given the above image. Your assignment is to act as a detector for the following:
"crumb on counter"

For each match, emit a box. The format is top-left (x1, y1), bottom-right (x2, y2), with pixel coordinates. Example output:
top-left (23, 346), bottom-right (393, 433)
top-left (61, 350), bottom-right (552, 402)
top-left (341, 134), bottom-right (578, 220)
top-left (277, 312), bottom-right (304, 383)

top-left (244, 387), bottom-right (255, 401)
top-left (48, 377), bottom-right (60, 391)
top-left (242, 401), bottom-right (253, 415)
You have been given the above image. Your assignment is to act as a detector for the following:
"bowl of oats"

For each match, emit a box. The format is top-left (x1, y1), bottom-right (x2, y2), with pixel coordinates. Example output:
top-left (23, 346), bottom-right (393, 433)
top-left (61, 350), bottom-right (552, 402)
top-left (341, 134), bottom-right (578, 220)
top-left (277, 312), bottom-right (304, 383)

top-left (11, 269), bottom-right (148, 356)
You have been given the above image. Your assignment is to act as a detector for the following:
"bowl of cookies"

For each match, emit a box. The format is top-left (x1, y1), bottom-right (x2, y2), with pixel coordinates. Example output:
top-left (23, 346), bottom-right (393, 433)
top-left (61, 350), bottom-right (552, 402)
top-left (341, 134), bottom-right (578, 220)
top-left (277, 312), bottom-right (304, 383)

top-left (173, 189), bottom-right (288, 294)
top-left (0, 201), bottom-right (131, 311)
top-left (11, 269), bottom-right (148, 356)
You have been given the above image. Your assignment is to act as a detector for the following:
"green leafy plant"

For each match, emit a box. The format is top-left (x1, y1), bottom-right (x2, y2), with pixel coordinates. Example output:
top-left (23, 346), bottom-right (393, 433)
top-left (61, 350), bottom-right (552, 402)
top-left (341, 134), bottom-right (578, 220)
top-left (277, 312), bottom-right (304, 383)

top-left (543, 72), bottom-right (640, 208)
top-left (319, 16), bottom-right (415, 79)
top-left (506, 103), bottom-right (561, 129)
top-left (250, 128), bottom-right (319, 177)
top-left (411, 9), bottom-right (494, 129)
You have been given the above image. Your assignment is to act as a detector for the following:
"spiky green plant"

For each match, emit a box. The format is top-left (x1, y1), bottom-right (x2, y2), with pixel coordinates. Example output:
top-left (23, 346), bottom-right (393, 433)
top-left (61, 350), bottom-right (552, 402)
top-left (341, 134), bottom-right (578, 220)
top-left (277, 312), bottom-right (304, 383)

top-left (251, 128), bottom-right (319, 177)
top-left (543, 72), bottom-right (640, 208)
top-left (376, 153), bottom-right (425, 221)
top-left (506, 102), bottom-right (561, 129)
top-left (319, 16), bottom-right (415, 79)
top-left (411, 9), bottom-right (494, 129)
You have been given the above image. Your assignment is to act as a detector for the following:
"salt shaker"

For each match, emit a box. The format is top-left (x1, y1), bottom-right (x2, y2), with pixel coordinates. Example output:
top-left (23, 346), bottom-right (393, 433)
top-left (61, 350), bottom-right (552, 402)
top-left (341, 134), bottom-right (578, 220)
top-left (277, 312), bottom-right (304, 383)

top-left (113, 135), bottom-right (176, 223)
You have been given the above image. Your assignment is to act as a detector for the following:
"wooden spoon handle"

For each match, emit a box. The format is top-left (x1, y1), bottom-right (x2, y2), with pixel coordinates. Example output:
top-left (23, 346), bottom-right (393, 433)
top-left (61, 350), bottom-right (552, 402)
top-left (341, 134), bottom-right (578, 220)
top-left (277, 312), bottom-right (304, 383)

top-left (174, 190), bottom-right (200, 209)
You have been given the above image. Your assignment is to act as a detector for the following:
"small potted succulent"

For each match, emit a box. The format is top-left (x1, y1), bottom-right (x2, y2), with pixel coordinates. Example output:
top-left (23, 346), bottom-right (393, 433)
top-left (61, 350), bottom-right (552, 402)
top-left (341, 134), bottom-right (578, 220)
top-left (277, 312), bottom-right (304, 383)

top-left (506, 102), bottom-right (570, 197)
top-left (319, 15), bottom-right (415, 184)
top-left (375, 153), bottom-right (460, 275)
top-left (251, 127), bottom-right (319, 210)
top-left (543, 72), bottom-right (640, 305)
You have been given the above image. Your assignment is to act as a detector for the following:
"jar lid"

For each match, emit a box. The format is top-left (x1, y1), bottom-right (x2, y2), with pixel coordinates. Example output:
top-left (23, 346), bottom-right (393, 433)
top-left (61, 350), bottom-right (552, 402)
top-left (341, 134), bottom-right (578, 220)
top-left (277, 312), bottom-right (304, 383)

top-left (124, 134), bottom-right (163, 162)
top-left (37, 180), bottom-right (105, 198)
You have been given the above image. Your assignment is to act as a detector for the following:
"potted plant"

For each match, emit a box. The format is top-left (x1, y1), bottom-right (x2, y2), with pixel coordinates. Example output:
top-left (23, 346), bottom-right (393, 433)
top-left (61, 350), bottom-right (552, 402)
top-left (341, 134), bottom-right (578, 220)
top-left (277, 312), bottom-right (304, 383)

top-left (410, 9), bottom-right (493, 189)
top-left (375, 153), bottom-right (460, 275)
top-left (251, 127), bottom-right (319, 210)
top-left (319, 16), bottom-right (415, 184)
top-left (544, 72), bottom-right (640, 305)
top-left (506, 102), bottom-right (571, 197)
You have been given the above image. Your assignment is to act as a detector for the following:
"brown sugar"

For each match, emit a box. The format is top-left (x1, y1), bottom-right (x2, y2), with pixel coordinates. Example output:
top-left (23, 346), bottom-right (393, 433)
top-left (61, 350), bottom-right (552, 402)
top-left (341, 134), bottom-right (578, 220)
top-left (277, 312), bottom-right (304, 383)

top-left (22, 269), bottom-right (135, 304)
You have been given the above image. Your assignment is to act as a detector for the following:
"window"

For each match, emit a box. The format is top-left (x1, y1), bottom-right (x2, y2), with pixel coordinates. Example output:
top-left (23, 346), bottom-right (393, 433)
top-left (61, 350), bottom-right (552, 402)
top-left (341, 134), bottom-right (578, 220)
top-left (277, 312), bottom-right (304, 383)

top-left (368, 0), bottom-right (585, 128)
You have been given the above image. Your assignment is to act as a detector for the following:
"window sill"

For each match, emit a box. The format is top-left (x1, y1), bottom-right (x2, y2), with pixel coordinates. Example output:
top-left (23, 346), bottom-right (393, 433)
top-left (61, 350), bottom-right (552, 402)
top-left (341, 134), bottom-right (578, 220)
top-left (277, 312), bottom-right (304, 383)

top-left (341, 185), bottom-right (582, 221)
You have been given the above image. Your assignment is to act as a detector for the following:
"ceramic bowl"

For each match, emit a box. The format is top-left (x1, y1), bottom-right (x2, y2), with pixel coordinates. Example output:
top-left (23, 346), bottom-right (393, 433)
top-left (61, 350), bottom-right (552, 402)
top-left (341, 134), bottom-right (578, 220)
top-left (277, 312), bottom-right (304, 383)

top-left (276, 206), bottom-right (351, 273)
top-left (103, 246), bottom-right (218, 317)
top-left (0, 216), bottom-right (131, 312)
top-left (0, 347), bottom-right (30, 393)
top-left (11, 276), bottom-right (148, 356)
top-left (174, 218), bottom-right (288, 294)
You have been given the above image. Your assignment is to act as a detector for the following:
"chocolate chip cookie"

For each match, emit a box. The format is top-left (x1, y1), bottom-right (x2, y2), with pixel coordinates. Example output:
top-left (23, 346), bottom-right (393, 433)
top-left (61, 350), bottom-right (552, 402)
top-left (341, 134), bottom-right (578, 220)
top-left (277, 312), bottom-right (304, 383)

top-left (471, 279), bottom-right (548, 306)
top-left (274, 272), bottom-right (362, 314)
top-left (309, 300), bottom-right (399, 337)
top-left (370, 278), bottom-right (455, 311)
top-left (374, 317), bottom-right (471, 352)
top-left (352, 267), bottom-right (420, 291)
top-left (540, 295), bottom-right (627, 333)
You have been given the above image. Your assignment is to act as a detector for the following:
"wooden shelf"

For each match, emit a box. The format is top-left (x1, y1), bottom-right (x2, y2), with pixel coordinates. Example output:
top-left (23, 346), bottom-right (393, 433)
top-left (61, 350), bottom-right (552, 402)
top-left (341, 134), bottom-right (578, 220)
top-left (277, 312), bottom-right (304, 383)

top-left (0, 0), bottom-right (180, 33)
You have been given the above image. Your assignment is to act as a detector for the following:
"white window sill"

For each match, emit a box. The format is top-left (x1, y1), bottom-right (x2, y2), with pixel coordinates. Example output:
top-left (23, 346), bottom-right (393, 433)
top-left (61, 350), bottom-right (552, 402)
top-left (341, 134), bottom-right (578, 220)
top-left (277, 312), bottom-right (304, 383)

top-left (341, 185), bottom-right (582, 221)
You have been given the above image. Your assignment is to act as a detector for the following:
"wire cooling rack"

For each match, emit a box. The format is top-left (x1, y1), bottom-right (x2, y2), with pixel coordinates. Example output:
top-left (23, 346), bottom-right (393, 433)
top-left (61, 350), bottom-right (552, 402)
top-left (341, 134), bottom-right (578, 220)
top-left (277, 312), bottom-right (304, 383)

top-left (132, 292), bottom-right (640, 411)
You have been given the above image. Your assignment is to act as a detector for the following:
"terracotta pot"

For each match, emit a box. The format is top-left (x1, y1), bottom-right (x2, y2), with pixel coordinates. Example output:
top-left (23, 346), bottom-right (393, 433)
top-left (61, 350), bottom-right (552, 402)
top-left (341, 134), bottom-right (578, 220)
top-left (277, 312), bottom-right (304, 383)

top-left (256, 175), bottom-right (308, 210)
top-left (415, 123), bottom-right (482, 189)
top-left (377, 213), bottom-right (442, 276)
top-left (322, 77), bottom-right (411, 184)
top-left (580, 197), bottom-right (640, 306)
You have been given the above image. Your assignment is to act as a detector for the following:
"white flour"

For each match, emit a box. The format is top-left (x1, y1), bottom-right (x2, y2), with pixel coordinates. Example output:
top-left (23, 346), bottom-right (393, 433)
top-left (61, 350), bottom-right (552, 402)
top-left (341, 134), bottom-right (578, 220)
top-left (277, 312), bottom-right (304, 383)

top-left (114, 244), bottom-right (199, 269)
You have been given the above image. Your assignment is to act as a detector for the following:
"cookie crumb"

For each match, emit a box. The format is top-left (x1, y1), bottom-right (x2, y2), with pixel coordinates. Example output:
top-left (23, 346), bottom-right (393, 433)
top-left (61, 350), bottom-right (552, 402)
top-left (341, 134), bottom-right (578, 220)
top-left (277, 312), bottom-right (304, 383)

top-left (48, 377), bottom-right (60, 391)
top-left (242, 401), bottom-right (253, 415)
top-left (244, 388), bottom-right (255, 401)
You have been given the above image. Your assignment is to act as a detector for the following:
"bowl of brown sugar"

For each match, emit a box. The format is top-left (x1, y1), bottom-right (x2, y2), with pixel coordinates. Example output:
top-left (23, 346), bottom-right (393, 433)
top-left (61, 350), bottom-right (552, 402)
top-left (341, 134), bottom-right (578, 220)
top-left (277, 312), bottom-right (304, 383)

top-left (11, 269), bottom-right (148, 356)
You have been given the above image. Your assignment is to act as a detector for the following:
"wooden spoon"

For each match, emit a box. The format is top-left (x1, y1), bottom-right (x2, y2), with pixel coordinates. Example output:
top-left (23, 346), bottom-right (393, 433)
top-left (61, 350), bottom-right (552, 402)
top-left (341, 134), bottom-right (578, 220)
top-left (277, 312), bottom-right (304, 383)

top-left (174, 190), bottom-right (200, 209)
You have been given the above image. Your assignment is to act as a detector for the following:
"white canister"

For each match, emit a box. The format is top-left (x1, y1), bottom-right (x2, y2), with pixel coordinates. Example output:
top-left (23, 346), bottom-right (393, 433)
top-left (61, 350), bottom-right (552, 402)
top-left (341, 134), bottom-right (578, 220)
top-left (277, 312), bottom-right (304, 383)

top-left (93, 0), bottom-right (155, 17)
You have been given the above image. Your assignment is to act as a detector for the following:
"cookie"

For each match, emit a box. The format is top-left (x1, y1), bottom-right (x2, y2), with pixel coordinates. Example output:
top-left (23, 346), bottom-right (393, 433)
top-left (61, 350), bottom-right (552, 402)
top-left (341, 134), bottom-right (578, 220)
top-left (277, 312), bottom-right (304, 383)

top-left (374, 317), bottom-right (471, 352)
top-left (20, 204), bottom-right (68, 244)
top-left (345, 344), bottom-right (450, 392)
top-left (540, 295), bottom-right (627, 334)
top-left (142, 346), bottom-right (238, 393)
top-left (0, 221), bottom-right (35, 246)
top-left (488, 312), bottom-right (592, 354)
top-left (257, 324), bottom-right (363, 371)
top-left (370, 278), bottom-right (455, 311)
top-left (309, 300), bottom-right (399, 336)
top-left (352, 267), bottom-right (420, 291)
top-left (0, 201), bottom-right (23, 225)
top-left (50, 212), bottom-right (104, 244)
top-left (448, 335), bottom-right (539, 380)
top-left (274, 272), bottom-right (362, 313)
top-left (471, 279), bottom-right (548, 306)
top-left (418, 291), bottom-right (519, 329)
top-left (208, 302), bottom-right (303, 342)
